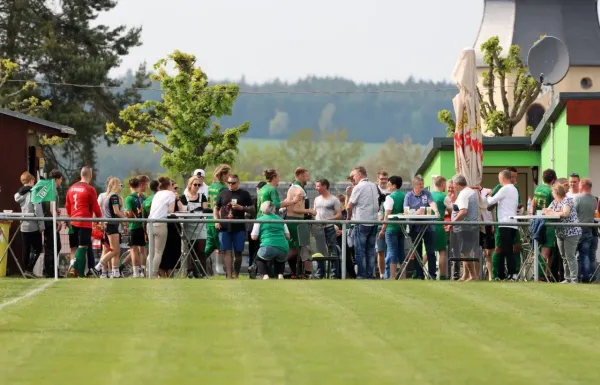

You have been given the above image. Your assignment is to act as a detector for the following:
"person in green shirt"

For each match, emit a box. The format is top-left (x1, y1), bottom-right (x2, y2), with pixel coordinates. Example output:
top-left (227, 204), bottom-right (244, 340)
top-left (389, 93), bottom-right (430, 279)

top-left (256, 169), bottom-right (302, 218)
top-left (430, 176), bottom-right (449, 280)
top-left (489, 167), bottom-right (521, 279)
top-left (379, 176), bottom-right (406, 280)
top-left (204, 164), bottom-right (232, 260)
top-left (251, 201), bottom-right (291, 279)
top-left (532, 168), bottom-right (557, 279)
top-left (124, 177), bottom-right (146, 277)
top-left (142, 180), bottom-right (159, 218)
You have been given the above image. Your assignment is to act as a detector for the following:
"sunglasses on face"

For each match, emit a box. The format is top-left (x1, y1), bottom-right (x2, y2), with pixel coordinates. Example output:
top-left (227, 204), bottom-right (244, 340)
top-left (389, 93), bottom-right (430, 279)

top-left (174, 187), bottom-right (179, 190)
top-left (193, 183), bottom-right (201, 187)
top-left (227, 181), bottom-right (238, 185)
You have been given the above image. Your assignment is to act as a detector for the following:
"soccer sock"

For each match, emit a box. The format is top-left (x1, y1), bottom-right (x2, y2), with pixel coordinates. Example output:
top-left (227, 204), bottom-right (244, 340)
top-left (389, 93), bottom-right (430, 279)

top-left (491, 252), bottom-right (500, 279)
top-left (74, 247), bottom-right (87, 278)
top-left (112, 267), bottom-right (120, 277)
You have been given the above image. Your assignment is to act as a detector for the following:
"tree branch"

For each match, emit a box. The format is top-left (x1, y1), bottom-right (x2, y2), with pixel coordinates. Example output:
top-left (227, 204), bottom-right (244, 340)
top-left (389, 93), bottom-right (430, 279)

top-left (511, 84), bottom-right (541, 125)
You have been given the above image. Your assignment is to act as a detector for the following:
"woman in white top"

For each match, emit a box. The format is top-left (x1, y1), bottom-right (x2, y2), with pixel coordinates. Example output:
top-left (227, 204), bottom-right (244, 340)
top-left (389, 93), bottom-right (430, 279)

top-left (180, 176), bottom-right (209, 278)
top-left (148, 177), bottom-right (176, 278)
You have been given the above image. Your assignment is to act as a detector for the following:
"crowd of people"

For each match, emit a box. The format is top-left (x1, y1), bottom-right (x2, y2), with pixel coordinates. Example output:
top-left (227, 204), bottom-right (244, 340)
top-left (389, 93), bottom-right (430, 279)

top-left (12, 163), bottom-right (600, 283)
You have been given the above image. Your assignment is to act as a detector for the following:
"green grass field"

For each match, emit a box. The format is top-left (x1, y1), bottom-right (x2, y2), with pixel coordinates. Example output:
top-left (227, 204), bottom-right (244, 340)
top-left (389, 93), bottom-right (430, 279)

top-left (1, 279), bottom-right (600, 384)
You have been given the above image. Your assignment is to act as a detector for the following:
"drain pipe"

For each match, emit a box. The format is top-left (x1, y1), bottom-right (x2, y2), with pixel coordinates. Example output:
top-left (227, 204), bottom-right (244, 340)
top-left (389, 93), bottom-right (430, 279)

top-left (550, 122), bottom-right (555, 169)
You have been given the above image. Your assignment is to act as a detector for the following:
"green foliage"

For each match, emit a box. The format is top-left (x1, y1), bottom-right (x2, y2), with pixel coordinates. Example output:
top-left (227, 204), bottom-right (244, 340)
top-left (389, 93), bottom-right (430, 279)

top-left (438, 36), bottom-right (541, 137)
top-left (362, 137), bottom-right (423, 181)
top-left (437, 109), bottom-right (455, 137)
top-left (0, 58), bottom-right (50, 114)
top-left (0, 0), bottom-right (144, 184)
top-left (233, 128), bottom-right (364, 181)
top-left (107, 50), bottom-right (250, 177)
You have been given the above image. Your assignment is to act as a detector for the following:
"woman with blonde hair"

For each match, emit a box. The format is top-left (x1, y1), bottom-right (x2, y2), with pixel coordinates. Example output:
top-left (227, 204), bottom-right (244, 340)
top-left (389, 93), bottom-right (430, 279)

top-left (180, 175), bottom-right (208, 278)
top-left (94, 178), bottom-right (127, 278)
top-left (543, 183), bottom-right (582, 283)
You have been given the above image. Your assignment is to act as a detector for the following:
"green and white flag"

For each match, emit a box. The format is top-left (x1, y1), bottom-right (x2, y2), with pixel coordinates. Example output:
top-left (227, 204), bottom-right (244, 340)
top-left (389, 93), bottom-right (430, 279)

top-left (31, 179), bottom-right (56, 204)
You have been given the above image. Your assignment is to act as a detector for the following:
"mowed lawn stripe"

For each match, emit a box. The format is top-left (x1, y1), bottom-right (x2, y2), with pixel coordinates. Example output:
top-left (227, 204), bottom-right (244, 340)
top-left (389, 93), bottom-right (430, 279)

top-left (0, 280), bottom-right (116, 385)
top-left (422, 282), bottom-right (600, 384)
top-left (326, 282), bottom-right (532, 385)
top-left (0, 278), bottom-right (44, 301)
top-left (276, 282), bottom-right (432, 384)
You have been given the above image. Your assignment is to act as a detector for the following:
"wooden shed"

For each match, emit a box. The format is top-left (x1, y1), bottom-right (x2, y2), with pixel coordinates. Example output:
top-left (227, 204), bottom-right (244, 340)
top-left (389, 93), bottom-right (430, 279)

top-left (0, 108), bottom-right (76, 275)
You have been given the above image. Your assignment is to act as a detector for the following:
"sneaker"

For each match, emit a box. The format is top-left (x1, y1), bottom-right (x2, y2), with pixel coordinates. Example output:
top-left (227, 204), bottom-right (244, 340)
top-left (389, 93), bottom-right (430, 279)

top-left (110, 273), bottom-right (121, 279)
top-left (139, 271), bottom-right (145, 278)
top-left (94, 262), bottom-right (103, 271)
top-left (68, 268), bottom-right (78, 278)
top-left (100, 273), bottom-right (108, 279)
top-left (560, 279), bottom-right (571, 284)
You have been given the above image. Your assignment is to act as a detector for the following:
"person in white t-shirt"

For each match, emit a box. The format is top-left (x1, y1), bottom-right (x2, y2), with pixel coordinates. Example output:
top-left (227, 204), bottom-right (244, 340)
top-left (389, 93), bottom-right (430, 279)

top-left (148, 177), bottom-right (176, 277)
top-left (566, 173), bottom-right (580, 198)
top-left (485, 170), bottom-right (519, 281)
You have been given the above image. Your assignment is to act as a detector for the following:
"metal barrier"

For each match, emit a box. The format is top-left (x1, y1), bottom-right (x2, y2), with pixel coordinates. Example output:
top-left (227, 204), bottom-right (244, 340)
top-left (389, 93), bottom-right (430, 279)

top-left (1, 214), bottom-right (599, 281)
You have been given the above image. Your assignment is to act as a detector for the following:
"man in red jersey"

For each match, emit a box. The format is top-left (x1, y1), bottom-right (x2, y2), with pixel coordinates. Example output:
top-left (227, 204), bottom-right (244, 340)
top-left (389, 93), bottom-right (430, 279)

top-left (65, 166), bottom-right (103, 277)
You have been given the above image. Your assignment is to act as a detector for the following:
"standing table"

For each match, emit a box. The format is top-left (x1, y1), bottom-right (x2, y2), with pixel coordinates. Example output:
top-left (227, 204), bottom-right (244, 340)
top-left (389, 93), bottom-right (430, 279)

top-left (389, 214), bottom-right (438, 280)
top-left (171, 212), bottom-right (210, 278)
top-left (510, 215), bottom-right (560, 282)
top-left (0, 212), bottom-right (34, 278)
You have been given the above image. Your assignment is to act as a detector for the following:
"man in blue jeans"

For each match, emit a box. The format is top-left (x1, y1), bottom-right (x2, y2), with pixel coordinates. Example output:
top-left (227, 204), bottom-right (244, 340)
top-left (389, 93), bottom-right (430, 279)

top-left (313, 179), bottom-right (342, 278)
top-left (403, 175), bottom-right (440, 279)
top-left (574, 178), bottom-right (598, 282)
top-left (379, 176), bottom-right (406, 279)
top-left (347, 166), bottom-right (380, 279)
top-left (214, 175), bottom-right (255, 279)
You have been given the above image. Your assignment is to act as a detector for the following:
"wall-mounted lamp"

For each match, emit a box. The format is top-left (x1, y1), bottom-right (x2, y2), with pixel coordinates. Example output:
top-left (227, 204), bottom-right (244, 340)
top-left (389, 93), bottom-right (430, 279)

top-left (531, 166), bottom-right (539, 185)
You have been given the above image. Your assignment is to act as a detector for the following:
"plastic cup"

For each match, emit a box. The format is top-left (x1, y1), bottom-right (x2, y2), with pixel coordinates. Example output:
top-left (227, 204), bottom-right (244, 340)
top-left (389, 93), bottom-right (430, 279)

top-left (231, 199), bottom-right (238, 205)
top-left (403, 206), bottom-right (409, 215)
top-left (536, 210), bottom-right (542, 216)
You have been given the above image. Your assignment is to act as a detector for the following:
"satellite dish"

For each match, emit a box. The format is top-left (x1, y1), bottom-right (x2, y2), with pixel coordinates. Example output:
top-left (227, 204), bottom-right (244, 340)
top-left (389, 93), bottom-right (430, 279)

top-left (527, 36), bottom-right (570, 86)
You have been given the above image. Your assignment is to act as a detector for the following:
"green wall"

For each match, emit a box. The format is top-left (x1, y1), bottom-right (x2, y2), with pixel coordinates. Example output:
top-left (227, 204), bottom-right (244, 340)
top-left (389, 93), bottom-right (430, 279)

top-left (483, 151), bottom-right (540, 167)
top-left (422, 149), bottom-right (539, 187)
top-left (422, 151), bottom-right (455, 189)
top-left (541, 111), bottom-right (590, 178)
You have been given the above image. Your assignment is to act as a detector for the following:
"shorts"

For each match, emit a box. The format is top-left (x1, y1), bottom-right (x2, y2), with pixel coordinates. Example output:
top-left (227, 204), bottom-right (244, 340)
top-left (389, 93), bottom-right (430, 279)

top-left (541, 226), bottom-right (556, 248)
top-left (70, 226), bottom-right (92, 248)
top-left (286, 217), bottom-right (303, 249)
top-left (205, 226), bottom-right (221, 255)
top-left (218, 231), bottom-right (246, 253)
top-left (376, 225), bottom-right (386, 252)
top-left (456, 227), bottom-right (478, 254)
top-left (480, 225), bottom-right (495, 250)
top-left (106, 224), bottom-right (120, 235)
top-left (128, 227), bottom-right (146, 247)
top-left (434, 225), bottom-right (447, 251)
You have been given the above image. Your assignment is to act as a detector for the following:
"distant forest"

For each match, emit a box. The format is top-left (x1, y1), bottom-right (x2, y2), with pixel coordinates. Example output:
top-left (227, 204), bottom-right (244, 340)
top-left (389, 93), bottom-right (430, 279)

top-left (119, 70), bottom-right (455, 145)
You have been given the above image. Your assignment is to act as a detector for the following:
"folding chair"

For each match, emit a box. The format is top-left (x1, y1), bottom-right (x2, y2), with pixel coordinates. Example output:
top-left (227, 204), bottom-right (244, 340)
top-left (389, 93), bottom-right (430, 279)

top-left (311, 225), bottom-right (341, 279)
top-left (296, 223), bottom-right (313, 278)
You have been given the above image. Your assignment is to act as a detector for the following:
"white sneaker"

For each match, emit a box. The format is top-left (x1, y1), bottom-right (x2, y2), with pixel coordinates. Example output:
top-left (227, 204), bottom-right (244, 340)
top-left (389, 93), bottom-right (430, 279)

top-left (278, 274), bottom-right (284, 280)
top-left (560, 279), bottom-right (570, 284)
top-left (100, 273), bottom-right (108, 279)
top-left (132, 271), bottom-right (139, 278)
top-left (139, 271), bottom-right (145, 278)
top-left (94, 262), bottom-right (103, 271)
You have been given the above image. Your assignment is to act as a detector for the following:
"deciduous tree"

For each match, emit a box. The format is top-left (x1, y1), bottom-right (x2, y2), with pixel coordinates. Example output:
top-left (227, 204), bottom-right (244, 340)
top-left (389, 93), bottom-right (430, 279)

top-left (438, 36), bottom-right (541, 137)
top-left (107, 50), bottom-right (250, 176)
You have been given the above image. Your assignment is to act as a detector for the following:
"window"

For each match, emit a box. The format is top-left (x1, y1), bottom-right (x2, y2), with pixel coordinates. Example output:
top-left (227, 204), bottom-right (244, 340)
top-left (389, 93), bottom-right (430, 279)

top-left (526, 103), bottom-right (546, 130)
top-left (581, 77), bottom-right (593, 89)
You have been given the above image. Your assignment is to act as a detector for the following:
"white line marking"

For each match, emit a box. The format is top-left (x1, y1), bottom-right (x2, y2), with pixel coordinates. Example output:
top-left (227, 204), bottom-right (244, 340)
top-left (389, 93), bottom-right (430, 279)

top-left (0, 280), bottom-right (56, 311)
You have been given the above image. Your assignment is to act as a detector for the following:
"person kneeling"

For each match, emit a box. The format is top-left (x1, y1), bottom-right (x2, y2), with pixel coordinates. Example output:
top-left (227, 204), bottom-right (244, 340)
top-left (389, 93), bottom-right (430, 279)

top-left (251, 201), bottom-right (291, 280)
